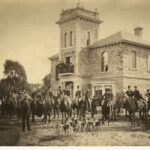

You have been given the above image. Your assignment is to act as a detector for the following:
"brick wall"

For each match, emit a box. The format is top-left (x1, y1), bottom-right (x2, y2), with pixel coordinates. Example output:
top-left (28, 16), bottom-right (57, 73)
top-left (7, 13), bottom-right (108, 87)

top-left (78, 44), bottom-right (123, 78)
top-left (122, 44), bottom-right (150, 79)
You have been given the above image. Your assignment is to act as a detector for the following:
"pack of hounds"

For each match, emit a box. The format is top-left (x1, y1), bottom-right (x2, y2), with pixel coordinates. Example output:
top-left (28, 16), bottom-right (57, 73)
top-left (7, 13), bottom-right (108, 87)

top-left (57, 117), bottom-right (102, 136)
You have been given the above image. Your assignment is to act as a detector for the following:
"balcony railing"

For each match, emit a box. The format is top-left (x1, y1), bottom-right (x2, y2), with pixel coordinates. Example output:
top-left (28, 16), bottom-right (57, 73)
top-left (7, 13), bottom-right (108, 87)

top-left (56, 63), bottom-right (74, 74)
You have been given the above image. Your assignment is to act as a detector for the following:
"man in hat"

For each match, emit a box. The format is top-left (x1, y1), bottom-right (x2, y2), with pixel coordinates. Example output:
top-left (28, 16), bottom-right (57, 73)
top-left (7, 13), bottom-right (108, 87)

top-left (102, 89), bottom-right (112, 102)
top-left (58, 86), bottom-right (63, 96)
top-left (91, 96), bottom-right (97, 118)
top-left (133, 86), bottom-right (141, 110)
top-left (21, 91), bottom-right (31, 132)
top-left (145, 89), bottom-right (150, 102)
top-left (79, 96), bottom-right (86, 118)
top-left (75, 86), bottom-right (82, 99)
top-left (125, 86), bottom-right (133, 97)
top-left (133, 86), bottom-right (140, 100)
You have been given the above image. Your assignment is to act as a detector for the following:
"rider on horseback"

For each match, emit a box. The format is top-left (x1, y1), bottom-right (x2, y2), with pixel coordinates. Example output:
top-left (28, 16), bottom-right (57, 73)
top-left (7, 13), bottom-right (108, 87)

top-left (133, 86), bottom-right (141, 111)
top-left (102, 89), bottom-right (113, 108)
top-left (125, 86), bottom-right (133, 97)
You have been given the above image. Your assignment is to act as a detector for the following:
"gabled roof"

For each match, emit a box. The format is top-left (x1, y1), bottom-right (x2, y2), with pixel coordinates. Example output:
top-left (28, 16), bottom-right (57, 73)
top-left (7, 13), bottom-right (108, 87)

top-left (49, 53), bottom-right (59, 60)
top-left (90, 31), bottom-right (150, 49)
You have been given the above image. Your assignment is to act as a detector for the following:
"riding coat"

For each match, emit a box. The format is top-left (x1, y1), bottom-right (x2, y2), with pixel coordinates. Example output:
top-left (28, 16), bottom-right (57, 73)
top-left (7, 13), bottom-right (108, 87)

top-left (126, 90), bottom-right (133, 97)
top-left (75, 90), bottom-right (81, 98)
top-left (133, 90), bottom-right (141, 100)
top-left (103, 93), bottom-right (112, 102)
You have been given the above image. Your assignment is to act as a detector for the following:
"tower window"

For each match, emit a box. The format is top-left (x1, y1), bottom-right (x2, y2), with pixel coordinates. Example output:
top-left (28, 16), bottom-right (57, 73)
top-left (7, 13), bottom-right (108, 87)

top-left (130, 51), bottom-right (136, 68)
top-left (70, 31), bottom-right (73, 46)
top-left (87, 32), bottom-right (90, 46)
top-left (64, 33), bottom-right (67, 47)
top-left (66, 57), bottom-right (71, 64)
top-left (101, 52), bottom-right (108, 72)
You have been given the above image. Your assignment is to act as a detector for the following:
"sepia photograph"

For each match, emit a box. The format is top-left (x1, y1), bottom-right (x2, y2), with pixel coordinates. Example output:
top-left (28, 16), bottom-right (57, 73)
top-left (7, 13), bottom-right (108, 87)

top-left (0, 0), bottom-right (150, 146)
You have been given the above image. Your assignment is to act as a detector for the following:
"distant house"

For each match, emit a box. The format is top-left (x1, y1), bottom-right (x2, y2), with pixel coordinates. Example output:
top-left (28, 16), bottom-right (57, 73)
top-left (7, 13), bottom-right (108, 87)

top-left (49, 5), bottom-right (150, 97)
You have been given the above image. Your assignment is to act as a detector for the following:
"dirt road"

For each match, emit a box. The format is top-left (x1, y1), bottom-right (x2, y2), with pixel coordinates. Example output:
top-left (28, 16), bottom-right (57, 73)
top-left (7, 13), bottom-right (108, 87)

top-left (0, 119), bottom-right (20, 146)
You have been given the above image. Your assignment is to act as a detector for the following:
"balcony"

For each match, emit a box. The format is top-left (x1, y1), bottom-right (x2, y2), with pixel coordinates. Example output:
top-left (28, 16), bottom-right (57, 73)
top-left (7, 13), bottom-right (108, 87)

top-left (56, 63), bottom-right (74, 76)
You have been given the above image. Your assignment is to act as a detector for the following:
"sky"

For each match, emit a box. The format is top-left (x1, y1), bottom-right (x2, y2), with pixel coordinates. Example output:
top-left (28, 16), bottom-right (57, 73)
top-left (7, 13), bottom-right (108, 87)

top-left (0, 0), bottom-right (150, 84)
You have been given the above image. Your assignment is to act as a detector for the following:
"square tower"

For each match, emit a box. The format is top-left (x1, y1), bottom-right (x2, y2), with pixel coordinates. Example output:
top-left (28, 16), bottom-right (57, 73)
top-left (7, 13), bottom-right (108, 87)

top-left (55, 5), bottom-right (102, 97)
top-left (56, 5), bottom-right (103, 75)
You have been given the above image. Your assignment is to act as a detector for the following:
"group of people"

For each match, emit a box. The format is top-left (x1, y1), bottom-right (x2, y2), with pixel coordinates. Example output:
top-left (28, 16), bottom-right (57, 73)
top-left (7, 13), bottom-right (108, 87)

top-left (126, 86), bottom-right (150, 101)
top-left (0, 90), bottom-right (32, 132)
top-left (125, 85), bottom-right (150, 109)
top-left (1, 84), bottom-right (150, 132)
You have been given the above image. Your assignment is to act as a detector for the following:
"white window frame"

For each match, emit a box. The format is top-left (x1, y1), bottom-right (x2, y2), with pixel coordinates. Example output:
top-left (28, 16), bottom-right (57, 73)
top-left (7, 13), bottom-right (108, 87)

top-left (101, 52), bottom-right (109, 72)
top-left (129, 51), bottom-right (136, 69)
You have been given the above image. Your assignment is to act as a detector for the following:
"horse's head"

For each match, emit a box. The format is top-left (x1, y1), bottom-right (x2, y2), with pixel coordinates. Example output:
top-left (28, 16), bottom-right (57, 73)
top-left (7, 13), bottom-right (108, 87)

top-left (117, 92), bottom-right (128, 108)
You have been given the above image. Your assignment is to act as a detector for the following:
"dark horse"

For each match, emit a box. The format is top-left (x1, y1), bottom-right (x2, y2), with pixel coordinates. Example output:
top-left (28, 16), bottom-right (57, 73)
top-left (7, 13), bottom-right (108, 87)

top-left (42, 95), bottom-right (53, 123)
top-left (71, 98), bottom-right (79, 117)
top-left (111, 93), bottom-right (128, 120)
top-left (51, 95), bottom-right (59, 119)
top-left (119, 93), bottom-right (148, 128)
top-left (59, 96), bottom-right (72, 121)
top-left (101, 99), bottom-right (111, 125)
top-left (30, 93), bottom-right (52, 123)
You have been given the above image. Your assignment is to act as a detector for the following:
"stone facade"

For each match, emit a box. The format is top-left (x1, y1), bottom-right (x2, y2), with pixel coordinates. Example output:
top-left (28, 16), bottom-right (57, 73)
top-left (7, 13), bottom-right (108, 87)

top-left (49, 5), bottom-right (150, 97)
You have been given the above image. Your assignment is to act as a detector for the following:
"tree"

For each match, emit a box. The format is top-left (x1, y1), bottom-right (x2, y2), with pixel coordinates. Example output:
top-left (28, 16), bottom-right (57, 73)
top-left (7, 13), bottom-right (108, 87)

top-left (42, 74), bottom-right (51, 89)
top-left (0, 60), bottom-right (31, 99)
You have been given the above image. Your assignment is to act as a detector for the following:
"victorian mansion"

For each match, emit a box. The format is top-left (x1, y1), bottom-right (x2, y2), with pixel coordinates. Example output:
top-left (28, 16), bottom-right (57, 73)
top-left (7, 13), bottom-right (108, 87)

top-left (49, 5), bottom-right (150, 98)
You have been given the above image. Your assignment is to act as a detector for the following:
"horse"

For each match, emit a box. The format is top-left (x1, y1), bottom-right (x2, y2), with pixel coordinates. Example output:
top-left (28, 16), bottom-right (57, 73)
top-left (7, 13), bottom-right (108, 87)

top-left (51, 95), bottom-right (60, 119)
top-left (42, 95), bottom-right (53, 123)
top-left (71, 98), bottom-right (79, 117)
top-left (59, 95), bottom-right (71, 121)
top-left (119, 93), bottom-right (148, 128)
top-left (111, 93), bottom-right (128, 120)
top-left (101, 98), bottom-right (112, 125)
top-left (66, 96), bottom-right (72, 117)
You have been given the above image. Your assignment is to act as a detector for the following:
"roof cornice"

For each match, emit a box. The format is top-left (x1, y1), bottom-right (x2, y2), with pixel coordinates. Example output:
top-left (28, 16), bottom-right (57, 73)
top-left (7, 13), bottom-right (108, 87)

top-left (56, 14), bottom-right (103, 25)
top-left (89, 40), bottom-right (150, 50)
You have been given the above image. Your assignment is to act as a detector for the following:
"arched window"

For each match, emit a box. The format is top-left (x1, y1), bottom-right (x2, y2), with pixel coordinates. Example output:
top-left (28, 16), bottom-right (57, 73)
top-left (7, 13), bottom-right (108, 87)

top-left (87, 32), bottom-right (90, 46)
top-left (64, 33), bottom-right (67, 47)
top-left (70, 31), bottom-right (73, 46)
top-left (101, 52), bottom-right (108, 72)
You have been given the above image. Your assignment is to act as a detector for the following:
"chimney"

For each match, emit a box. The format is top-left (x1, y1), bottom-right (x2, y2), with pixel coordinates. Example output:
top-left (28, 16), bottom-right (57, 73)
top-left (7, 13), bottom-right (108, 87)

top-left (134, 27), bottom-right (143, 38)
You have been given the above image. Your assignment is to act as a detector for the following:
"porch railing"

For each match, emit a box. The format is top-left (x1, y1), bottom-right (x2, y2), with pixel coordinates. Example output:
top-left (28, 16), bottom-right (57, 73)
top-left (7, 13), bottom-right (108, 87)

top-left (56, 63), bottom-right (74, 74)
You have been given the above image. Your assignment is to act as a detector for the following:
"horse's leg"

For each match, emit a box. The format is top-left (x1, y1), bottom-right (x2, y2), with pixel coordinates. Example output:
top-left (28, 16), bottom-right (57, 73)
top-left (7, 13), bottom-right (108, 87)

top-left (57, 107), bottom-right (59, 119)
top-left (142, 111), bottom-right (145, 120)
top-left (49, 112), bottom-right (51, 123)
top-left (129, 112), bottom-right (133, 128)
top-left (53, 107), bottom-right (55, 119)
top-left (114, 108), bottom-right (116, 120)
top-left (65, 110), bottom-right (67, 119)
top-left (133, 112), bottom-right (135, 128)
top-left (145, 111), bottom-right (148, 124)
top-left (102, 114), bottom-right (104, 124)
top-left (125, 109), bottom-right (128, 120)
top-left (108, 114), bottom-right (110, 126)
top-left (62, 111), bottom-right (63, 122)
top-left (45, 114), bottom-right (46, 123)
